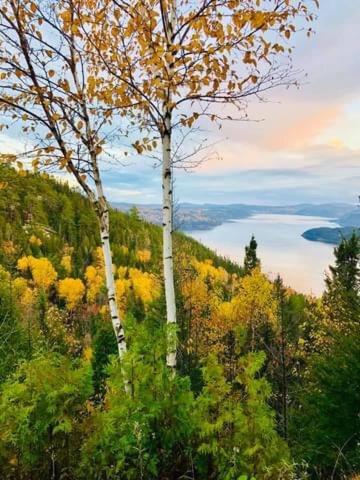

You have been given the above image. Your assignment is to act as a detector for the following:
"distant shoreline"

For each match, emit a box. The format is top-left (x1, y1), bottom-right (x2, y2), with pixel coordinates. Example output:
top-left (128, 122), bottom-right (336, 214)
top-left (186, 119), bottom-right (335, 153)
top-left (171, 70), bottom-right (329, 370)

top-left (113, 201), bottom-right (358, 233)
top-left (113, 202), bottom-right (360, 243)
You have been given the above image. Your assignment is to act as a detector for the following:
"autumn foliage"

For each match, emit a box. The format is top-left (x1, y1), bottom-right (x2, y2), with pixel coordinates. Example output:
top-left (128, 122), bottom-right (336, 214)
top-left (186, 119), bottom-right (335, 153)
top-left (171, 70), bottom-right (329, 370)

top-left (0, 166), bottom-right (359, 479)
top-left (1, 0), bottom-right (359, 479)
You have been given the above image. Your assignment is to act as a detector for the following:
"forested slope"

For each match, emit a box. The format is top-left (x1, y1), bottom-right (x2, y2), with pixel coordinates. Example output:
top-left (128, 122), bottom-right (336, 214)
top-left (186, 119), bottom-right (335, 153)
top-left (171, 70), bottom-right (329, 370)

top-left (0, 167), bottom-right (359, 480)
top-left (0, 166), bottom-right (241, 276)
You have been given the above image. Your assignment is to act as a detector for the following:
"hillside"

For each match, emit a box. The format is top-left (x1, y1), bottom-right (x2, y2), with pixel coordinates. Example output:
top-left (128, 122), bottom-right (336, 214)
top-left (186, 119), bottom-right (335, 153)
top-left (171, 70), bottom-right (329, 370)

top-left (339, 208), bottom-right (360, 228)
top-left (0, 166), bottom-right (242, 276)
top-left (0, 167), bottom-right (359, 480)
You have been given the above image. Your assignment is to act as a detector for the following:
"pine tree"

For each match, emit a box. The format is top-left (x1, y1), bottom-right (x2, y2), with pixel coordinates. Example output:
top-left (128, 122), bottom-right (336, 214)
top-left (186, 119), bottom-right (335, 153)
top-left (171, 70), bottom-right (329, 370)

top-left (324, 232), bottom-right (360, 326)
top-left (244, 235), bottom-right (260, 274)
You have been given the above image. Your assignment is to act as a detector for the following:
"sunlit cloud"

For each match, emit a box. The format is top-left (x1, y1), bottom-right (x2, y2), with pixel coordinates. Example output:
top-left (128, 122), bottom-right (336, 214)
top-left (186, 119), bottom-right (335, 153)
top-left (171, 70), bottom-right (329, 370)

top-left (262, 105), bottom-right (341, 151)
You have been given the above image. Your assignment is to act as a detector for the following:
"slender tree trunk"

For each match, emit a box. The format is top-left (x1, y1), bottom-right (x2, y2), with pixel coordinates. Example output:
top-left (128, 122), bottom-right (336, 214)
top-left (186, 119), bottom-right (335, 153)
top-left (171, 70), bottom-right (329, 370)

top-left (162, 127), bottom-right (177, 370)
top-left (162, 0), bottom-right (177, 371)
top-left (65, 31), bottom-right (128, 363)
top-left (92, 159), bottom-right (127, 360)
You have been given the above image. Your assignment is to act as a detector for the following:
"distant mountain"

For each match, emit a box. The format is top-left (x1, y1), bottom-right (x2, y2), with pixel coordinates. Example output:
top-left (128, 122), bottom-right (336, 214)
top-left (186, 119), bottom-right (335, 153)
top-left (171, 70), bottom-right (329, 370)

top-left (112, 202), bottom-right (222, 230)
top-left (302, 227), bottom-right (360, 245)
top-left (112, 201), bottom-right (356, 231)
top-left (292, 203), bottom-right (355, 218)
top-left (338, 209), bottom-right (360, 228)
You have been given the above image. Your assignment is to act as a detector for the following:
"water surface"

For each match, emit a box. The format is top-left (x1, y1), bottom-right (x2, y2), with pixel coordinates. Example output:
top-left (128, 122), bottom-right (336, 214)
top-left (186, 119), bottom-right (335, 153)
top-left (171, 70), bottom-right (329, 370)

top-left (189, 214), bottom-right (339, 296)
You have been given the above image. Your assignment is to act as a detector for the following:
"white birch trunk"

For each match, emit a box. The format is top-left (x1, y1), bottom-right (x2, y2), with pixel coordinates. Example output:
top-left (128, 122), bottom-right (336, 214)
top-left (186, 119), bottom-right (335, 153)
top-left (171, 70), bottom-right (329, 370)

top-left (92, 161), bottom-right (127, 360)
top-left (162, 126), bottom-right (177, 370)
top-left (163, 0), bottom-right (177, 371)
top-left (100, 213), bottom-right (127, 359)
top-left (68, 55), bottom-right (128, 365)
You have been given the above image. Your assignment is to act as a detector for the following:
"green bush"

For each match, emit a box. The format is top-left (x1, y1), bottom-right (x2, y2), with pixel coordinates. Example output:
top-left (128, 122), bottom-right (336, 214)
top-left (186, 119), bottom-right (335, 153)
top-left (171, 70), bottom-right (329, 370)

top-left (81, 318), bottom-right (291, 480)
top-left (0, 353), bottom-right (93, 479)
top-left (291, 331), bottom-right (360, 479)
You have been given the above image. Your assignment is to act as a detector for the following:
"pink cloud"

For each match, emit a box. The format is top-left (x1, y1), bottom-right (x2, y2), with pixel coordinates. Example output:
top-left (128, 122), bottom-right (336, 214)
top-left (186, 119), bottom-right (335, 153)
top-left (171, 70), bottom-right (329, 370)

top-left (261, 105), bottom-right (342, 151)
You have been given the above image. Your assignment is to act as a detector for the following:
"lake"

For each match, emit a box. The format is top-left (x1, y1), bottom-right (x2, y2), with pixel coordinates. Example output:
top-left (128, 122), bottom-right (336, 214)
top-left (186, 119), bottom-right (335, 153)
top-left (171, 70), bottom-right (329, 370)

top-left (189, 214), bottom-right (339, 296)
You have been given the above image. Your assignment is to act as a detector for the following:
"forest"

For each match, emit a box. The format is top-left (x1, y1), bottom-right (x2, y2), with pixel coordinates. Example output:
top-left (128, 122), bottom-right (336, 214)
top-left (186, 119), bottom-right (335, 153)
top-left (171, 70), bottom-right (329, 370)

top-left (0, 0), bottom-right (359, 479)
top-left (0, 166), bottom-right (359, 480)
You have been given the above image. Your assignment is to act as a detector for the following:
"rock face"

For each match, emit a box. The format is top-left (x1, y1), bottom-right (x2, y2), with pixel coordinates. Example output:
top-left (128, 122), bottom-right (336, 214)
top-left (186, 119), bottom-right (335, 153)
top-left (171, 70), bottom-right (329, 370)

top-left (302, 227), bottom-right (360, 245)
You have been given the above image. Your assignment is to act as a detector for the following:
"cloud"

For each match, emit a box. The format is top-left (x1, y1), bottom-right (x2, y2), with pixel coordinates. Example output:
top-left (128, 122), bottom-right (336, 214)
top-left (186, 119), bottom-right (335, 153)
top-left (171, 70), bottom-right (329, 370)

top-left (0, 0), bottom-right (359, 209)
top-left (172, 143), bottom-right (360, 205)
top-left (262, 105), bottom-right (341, 151)
top-left (105, 186), bottom-right (157, 202)
top-left (291, 1), bottom-right (360, 103)
top-left (0, 133), bottom-right (33, 155)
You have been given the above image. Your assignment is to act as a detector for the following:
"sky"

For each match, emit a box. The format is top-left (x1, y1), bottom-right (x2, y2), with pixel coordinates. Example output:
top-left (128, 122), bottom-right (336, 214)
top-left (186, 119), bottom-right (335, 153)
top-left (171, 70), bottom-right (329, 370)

top-left (1, 0), bottom-right (359, 206)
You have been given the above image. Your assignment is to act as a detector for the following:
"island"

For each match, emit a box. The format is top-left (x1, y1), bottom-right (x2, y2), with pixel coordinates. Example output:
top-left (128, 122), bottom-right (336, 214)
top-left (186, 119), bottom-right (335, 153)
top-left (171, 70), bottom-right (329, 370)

top-left (302, 226), bottom-right (360, 245)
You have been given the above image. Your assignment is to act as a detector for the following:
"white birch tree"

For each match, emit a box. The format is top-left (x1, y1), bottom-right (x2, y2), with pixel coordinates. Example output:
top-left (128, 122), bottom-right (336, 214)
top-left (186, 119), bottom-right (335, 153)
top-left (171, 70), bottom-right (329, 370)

top-left (0, 0), bottom-right (128, 362)
top-left (78, 0), bottom-right (317, 371)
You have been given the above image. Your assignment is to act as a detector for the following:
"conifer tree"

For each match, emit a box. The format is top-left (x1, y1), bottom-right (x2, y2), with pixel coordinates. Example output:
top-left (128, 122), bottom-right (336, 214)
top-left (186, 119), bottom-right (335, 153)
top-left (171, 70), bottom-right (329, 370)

top-left (324, 232), bottom-right (360, 326)
top-left (244, 235), bottom-right (260, 274)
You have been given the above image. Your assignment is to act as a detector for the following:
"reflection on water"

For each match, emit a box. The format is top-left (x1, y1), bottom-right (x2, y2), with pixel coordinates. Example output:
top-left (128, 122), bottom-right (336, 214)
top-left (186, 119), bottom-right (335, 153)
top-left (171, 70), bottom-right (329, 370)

top-left (189, 214), bottom-right (339, 296)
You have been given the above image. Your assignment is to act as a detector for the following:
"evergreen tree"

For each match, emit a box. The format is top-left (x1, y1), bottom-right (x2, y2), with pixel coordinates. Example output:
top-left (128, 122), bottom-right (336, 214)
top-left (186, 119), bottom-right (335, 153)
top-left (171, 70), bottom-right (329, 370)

top-left (0, 354), bottom-right (93, 478)
top-left (244, 235), bottom-right (260, 274)
top-left (324, 232), bottom-right (360, 326)
top-left (292, 330), bottom-right (360, 478)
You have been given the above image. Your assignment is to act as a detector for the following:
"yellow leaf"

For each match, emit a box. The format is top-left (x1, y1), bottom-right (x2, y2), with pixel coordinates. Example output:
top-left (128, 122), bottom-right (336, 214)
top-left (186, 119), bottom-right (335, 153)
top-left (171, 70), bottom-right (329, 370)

top-left (60, 10), bottom-right (72, 23)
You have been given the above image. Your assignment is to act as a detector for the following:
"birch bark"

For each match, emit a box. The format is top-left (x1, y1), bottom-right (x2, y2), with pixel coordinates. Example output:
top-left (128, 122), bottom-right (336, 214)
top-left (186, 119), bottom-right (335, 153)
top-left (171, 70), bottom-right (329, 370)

top-left (162, 124), bottom-right (177, 370)
top-left (92, 159), bottom-right (127, 359)
top-left (162, 0), bottom-right (177, 371)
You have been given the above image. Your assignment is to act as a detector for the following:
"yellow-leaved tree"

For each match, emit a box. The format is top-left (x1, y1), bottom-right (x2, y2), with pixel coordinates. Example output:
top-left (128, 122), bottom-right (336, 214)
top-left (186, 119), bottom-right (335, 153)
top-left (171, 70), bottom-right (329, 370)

top-left (17, 256), bottom-right (58, 292)
top-left (227, 267), bottom-right (278, 350)
top-left (115, 266), bottom-right (161, 315)
top-left (58, 278), bottom-right (85, 310)
top-left (180, 257), bottom-right (233, 359)
top-left (84, 247), bottom-right (105, 304)
top-left (80, 0), bottom-right (318, 370)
